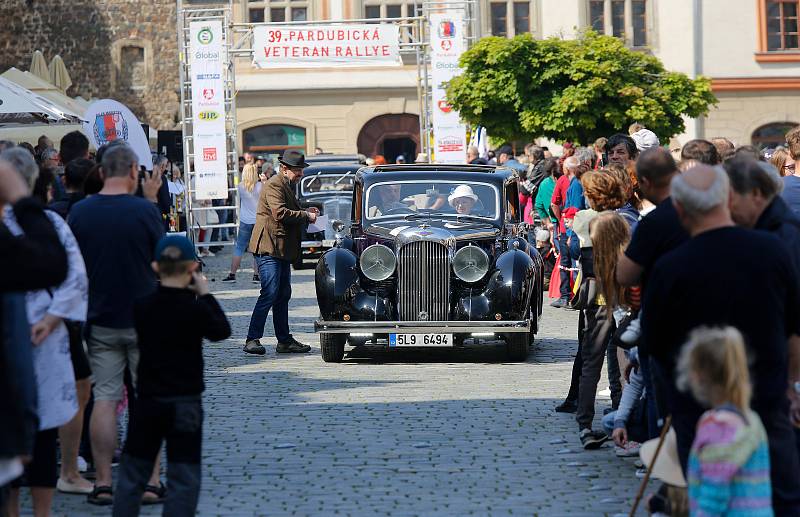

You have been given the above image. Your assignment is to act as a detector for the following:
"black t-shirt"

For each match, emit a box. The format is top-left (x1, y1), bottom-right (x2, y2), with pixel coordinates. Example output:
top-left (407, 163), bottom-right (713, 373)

top-left (134, 286), bottom-right (231, 397)
top-left (624, 197), bottom-right (689, 288)
top-left (642, 226), bottom-right (800, 409)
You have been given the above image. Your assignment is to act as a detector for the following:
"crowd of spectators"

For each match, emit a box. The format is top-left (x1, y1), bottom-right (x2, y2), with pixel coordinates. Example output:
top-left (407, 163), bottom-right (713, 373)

top-left (0, 133), bottom-right (226, 516)
top-left (482, 126), bottom-right (800, 515)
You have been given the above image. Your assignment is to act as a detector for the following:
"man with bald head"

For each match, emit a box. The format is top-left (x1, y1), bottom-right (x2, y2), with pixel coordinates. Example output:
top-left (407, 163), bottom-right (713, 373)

top-left (642, 164), bottom-right (800, 514)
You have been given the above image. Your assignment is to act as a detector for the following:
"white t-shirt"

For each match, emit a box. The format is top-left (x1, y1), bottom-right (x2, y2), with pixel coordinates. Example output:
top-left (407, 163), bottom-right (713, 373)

top-left (238, 182), bottom-right (262, 225)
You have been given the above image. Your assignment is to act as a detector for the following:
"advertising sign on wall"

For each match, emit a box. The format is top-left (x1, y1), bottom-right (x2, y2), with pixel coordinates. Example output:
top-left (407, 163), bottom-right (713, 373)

top-left (189, 20), bottom-right (228, 200)
top-left (429, 13), bottom-right (467, 164)
top-left (82, 99), bottom-right (153, 171)
top-left (252, 24), bottom-right (403, 68)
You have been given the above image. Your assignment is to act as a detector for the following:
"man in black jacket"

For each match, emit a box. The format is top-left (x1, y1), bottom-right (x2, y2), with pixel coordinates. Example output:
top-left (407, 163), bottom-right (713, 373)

top-left (725, 156), bottom-right (800, 458)
top-left (0, 158), bottom-right (68, 509)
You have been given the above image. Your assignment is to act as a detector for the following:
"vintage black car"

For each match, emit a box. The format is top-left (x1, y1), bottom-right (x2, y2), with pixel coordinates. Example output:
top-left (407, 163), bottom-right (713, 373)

top-left (294, 164), bottom-right (357, 268)
top-left (314, 164), bottom-right (545, 362)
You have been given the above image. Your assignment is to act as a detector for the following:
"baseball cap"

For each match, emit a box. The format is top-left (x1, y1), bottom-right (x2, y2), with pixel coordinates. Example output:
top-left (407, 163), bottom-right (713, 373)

top-left (496, 145), bottom-right (513, 156)
top-left (154, 234), bottom-right (197, 262)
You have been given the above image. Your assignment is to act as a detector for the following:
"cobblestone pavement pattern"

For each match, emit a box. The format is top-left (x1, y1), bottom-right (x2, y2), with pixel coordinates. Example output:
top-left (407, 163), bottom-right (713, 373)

top-left (40, 251), bottom-right (643, 516)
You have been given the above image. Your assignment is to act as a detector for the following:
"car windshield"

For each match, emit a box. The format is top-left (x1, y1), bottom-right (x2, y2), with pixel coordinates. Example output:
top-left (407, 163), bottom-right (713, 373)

top-left (301, 172), bottom-right (355, 195)
top-left (365, 180), bottom-right (499, 220)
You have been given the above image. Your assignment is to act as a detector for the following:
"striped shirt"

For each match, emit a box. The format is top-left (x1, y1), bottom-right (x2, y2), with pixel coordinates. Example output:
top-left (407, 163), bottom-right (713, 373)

top-left (688, 407), bottom-right (773, 516)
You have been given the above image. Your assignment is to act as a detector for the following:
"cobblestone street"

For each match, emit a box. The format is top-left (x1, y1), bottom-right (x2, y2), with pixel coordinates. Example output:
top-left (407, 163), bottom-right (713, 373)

top-left (45, 252), bottom-right (642, 516)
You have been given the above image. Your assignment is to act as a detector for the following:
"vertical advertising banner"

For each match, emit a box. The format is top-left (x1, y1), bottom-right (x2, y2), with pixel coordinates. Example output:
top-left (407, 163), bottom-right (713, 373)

top-left (189, 20), bottom-right (228, 200)
top-left (430, 13), bottom-right (467, 164)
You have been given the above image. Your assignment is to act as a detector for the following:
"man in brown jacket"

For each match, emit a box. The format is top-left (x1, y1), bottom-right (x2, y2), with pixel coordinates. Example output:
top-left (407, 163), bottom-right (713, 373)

top-left (244, 150), bottom-right (318, 355)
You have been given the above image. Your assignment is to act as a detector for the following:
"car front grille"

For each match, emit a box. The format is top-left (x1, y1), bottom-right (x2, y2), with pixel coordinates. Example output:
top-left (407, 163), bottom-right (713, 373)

top-left (397, 241), bottom-right (450, 321)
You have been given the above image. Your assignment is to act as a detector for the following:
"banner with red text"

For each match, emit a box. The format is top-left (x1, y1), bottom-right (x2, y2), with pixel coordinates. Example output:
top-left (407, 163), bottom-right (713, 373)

top-left (252, 24), bottom-right (402, 68)
top-left (189, 20), bottom-right (228, 200)
top-left (429, 13), bottom-right (467, 164)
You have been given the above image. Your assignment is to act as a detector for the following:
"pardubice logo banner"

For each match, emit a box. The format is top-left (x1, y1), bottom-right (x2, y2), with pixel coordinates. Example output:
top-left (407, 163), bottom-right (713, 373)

top-left (252, 25), bottom-right (402, 68)
top-left (190, 20), bottom-right (228, 200)
top-left (83, 99), bottom-right (153, 171)
top-left (429, 13), bottom-right (467, 164)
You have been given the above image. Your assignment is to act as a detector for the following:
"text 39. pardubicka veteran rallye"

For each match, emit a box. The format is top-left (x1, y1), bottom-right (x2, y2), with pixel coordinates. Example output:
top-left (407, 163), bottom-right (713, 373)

top-left (252, 24), bottom-right (403, 68)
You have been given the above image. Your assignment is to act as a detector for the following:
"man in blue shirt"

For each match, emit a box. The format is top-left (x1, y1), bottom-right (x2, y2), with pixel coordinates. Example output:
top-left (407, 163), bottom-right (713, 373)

top-left (68, 142), bottom-right (165, 504)
top-left (496, 145), bottom-right (527, 175)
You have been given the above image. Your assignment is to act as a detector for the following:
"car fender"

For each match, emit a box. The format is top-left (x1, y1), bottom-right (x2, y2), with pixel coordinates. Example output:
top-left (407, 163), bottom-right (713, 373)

top-left (486, 249), bottom-right (535, 320)
top-left (315, 248), bottom-right (358, 318)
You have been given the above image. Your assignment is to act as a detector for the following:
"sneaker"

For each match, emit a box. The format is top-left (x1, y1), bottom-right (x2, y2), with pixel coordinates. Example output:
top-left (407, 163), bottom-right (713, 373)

top-left (579, 429), bottom-right (609, 450)
top-left (243, 339), bottom-right (266, 355)
top-left (221, 273), bottom-right (236, 282)
top-left (635, 467), bottom-right (648, 479)
top-left (276, 337), bottom-right (311, 353)
top-left (555, 400), bottom-right (577, 413)
top-left (620, 316), bottom-right (641, 345)
top-left (550, 297), bottom-right (569, 308)
top-left (252, 274), bottom-right (260, 283)
top-left (615, 441), bottom-right (641, 458)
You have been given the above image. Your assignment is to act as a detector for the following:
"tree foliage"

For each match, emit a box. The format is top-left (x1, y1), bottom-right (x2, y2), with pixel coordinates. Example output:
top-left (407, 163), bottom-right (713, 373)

top-left (446, 31), bottom-right (717, 144)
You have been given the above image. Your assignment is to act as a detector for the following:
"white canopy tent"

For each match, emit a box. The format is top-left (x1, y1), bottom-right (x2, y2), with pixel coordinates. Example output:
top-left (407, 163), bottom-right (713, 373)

top-left (2, 68), bottom-right (89, 117)
top-left (0, 73), bottom-right (86, 144)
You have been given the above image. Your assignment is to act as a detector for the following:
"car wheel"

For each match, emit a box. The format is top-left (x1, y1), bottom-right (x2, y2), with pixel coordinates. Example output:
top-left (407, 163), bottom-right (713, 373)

top-left (505, 333), bottom-right (529, 362)
top-left (320, 333), bottom-right (346, 362)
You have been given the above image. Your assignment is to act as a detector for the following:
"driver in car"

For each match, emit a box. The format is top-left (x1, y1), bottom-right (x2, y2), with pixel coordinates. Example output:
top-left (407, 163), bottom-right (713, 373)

top-left (448, 184), bottom-right (479, 215)
top-left (369, 184), bottom-right (407, 217)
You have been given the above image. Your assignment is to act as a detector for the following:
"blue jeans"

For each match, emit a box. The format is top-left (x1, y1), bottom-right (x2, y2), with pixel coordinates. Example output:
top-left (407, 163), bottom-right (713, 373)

top-left (246, 255), bottom-right (291, 343)
top-left (234, 222), bottom-right (254, 257)
top-left (602, 410), bottom-right (616, 437)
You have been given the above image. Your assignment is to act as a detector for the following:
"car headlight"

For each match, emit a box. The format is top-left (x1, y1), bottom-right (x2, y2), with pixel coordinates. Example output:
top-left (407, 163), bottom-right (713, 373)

top-left (360, 244), bottom-right (396, 281)
top-left (453, 245), bottom-right (490, 283)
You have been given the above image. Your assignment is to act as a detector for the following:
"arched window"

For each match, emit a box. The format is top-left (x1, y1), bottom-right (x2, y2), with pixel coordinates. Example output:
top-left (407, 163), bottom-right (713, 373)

top-left (752, 122), bottom-right (798, 148)
top-left (243, 124), bottom-right (306, 158)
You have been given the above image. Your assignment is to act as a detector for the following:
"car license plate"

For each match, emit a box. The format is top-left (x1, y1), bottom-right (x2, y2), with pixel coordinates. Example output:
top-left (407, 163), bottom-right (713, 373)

top-left (389, 333), bottom-right (452, 347)
top-left (322, 239), bottom-right (335, 247)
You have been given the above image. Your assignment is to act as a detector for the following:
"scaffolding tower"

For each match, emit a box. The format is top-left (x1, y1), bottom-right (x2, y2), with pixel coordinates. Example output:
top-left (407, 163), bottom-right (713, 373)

top-left (177, 1), bottom-right (240, 250)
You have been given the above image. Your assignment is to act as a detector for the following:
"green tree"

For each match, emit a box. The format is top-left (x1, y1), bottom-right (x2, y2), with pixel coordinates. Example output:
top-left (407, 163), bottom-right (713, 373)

top-left (446, 31), bottom-right (717, 144)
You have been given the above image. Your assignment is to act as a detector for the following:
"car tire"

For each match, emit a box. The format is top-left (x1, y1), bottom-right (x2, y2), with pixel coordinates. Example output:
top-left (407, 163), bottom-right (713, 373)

top-left (505, 333), bottom-right (529, 362)
top-left (320, 333), bottom-right (346, 363)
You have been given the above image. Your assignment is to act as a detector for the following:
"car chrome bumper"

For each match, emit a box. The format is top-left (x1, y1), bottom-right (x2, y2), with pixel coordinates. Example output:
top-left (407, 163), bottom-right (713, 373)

top-left (302, 240), bottom-right (336, 249)
top-left (314, 319), bottom-right (531, 334)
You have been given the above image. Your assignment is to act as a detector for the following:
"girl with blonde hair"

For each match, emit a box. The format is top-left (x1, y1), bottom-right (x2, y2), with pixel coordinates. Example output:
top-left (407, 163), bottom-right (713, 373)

top-left (677, 326), bottom-right (772, 516)
top-left (223, 162), bottom-right (263, 282)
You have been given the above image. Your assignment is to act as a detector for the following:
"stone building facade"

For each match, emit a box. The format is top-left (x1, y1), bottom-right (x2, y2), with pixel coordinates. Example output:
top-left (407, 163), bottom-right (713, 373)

top-left (0, 0), bottom-right (180, 130)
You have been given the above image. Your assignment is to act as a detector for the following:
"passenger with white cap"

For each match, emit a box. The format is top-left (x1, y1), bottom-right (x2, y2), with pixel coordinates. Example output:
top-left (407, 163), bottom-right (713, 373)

top-left (448, 184), bottom-right (479, 215)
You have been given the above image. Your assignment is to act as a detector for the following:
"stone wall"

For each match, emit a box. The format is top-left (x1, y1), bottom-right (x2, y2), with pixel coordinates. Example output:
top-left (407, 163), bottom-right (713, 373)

top-left (0, 0), bottom-right (180, 130)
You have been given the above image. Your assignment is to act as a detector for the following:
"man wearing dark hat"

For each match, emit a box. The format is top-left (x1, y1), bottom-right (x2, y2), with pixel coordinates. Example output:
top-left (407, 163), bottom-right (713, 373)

top-left (244, 150), bottom-right (318, 355)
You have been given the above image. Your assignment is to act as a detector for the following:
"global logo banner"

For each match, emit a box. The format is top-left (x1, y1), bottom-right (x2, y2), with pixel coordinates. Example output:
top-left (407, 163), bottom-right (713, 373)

top-left (429, 12), bottom-right (466, 163)
top-left (190, 19), bottom-right (228, 200)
